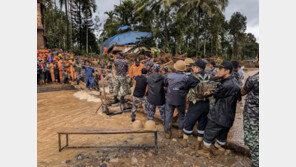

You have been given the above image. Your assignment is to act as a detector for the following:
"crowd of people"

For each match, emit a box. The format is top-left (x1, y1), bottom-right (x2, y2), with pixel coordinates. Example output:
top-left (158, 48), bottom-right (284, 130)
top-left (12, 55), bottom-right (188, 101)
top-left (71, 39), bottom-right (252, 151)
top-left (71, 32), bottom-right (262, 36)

top-left (111, 51), bottom-right (258, 167)
top-left (37, 49), bottom-right (258, 166)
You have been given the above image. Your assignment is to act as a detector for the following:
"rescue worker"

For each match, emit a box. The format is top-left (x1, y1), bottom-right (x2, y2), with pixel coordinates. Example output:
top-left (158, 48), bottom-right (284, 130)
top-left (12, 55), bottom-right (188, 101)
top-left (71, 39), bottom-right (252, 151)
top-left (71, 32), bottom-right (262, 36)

top-left (146, 64), bottom-right (166, 124)
top-left (57, 58), bottom-right (63, 83)
top-left (54, 62), bottom-right (60, 82)
top-left (69, 57), bottom-right (76, 81)
top-left (180, 60), bottom-right (210, 148)
top-left (82, 61), bottom-right (95, 90)
top-left (74, 61), bottom-right (82, 85)
top-left (231, 60), bottom-right (241, 87)
top-left (145, 51), bottom-right (154, 75)
top-left (198, 60), bottom-right (241, 158)
top-left (129, 58), bottom-right (145, 79)
top-left (241, 55), bottom-right (259, 167)
top-left (49, 61), bottom-right (55, 82)
top-left (113, 52), bottom-right (129, 103)
top-left (184, 58), bottom-right (194, 75)
top-left (164, 60), bottom-right (199, 139)
top-left (105, 69), bottom-right (114, 94)
top-left (131, 68), bottom-right (148, 122)
top-left (94, 70), bottom-right (101, 92)
top-left (161, 66), bottom-right (169, 77)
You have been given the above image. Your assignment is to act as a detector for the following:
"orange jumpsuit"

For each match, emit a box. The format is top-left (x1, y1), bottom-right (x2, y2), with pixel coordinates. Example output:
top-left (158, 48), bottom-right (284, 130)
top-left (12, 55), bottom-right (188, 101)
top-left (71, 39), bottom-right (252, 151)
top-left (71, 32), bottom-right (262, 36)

top-left (129, 63), bottom-right (145, 78)
top-left (69, 59), bottom-right (76, 80)
top-left (49, 63), bottom-right (55, 82)
top-left (58, 60), bottom-right (63, 82)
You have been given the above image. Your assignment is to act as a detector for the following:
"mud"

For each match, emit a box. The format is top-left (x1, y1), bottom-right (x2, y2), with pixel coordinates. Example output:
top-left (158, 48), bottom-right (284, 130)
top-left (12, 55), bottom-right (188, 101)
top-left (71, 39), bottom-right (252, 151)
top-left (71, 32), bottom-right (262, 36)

top-left (38, 68), bottom-right (258, 167)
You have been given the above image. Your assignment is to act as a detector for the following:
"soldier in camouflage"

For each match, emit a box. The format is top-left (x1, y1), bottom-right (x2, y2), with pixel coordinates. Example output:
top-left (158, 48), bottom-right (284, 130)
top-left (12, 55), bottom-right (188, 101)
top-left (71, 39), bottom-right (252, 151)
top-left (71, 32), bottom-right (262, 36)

top-left (105, 71), bottom-right (114, 94)
top-left (241, 55), bottom-right (259, 167)
top-left (113, 52), bottom-right (129, 103)
top-left (145, 51), bottom-right (154, 75)
top-left (231, 60), bottom-right (242, 87)
top-left (131, 68), bottom-right (148, 122)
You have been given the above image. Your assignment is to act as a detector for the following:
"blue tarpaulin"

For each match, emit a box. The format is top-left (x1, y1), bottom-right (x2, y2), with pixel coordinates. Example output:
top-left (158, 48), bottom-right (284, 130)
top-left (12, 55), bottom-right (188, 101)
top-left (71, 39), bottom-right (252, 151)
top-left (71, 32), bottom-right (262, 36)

top-left (117, 25), bottom-right (131, 31)
top-left (100, 31), bottom-right (152, 55)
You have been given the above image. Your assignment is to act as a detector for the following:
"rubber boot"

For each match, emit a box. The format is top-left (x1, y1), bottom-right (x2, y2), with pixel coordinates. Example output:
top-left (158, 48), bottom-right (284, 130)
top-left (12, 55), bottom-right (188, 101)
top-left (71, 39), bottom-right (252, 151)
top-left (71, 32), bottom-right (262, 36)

top-left (177, 130), bottom-right (183, 138)
top-left (165, 130), bottom-right (172, 139)
top-left (180, 134), bottom-right (189, 147)
top-left (213, 142), bottom-right (226, 155)
top-left (131, 113), bottom-right (136, 122)
top-left (195, 137), bottom-right (203, 151)
top-left (196, 142), bottom-right (213, 158)
top-left (114, 95), bottom-right (119, 103)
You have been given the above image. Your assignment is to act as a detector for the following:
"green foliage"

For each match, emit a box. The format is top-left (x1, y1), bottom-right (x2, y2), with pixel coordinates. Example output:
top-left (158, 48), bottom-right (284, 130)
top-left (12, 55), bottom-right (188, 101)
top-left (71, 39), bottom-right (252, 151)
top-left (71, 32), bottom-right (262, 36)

top-left (43, 0), bottom-right (98, 55)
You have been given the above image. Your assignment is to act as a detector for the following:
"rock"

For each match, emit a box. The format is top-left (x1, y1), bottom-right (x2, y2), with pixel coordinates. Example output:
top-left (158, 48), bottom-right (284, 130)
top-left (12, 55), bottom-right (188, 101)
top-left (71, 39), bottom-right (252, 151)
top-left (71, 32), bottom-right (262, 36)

top-left (172, 138), bottom-right (177, 142)
top-left (195, 153), bottom-right (199, 157)
top-left (131, 156), bottom-right (138, 165)
top-left (110, 158), bottom-right (119, 163)
top-left (66, 160), bottom-right (71, 164)
top-left (77, 154), bottom-right (84, 160)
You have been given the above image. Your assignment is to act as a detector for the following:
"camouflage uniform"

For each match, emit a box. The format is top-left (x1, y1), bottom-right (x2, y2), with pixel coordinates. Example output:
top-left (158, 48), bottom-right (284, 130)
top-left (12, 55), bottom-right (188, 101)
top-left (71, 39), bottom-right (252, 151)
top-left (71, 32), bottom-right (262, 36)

top-left (105, 73), bottom-right (114, 93)
top-left (146, 102), bottom-right (165, 124)
top-left (145, 58), bottom-right (154, 75)
top-left (94, 74), bottom-right (101, 91)
top-left (232, 70), bottom-right (241, 87)
top-left (74, 64), bottom-right (82, 85)
top-left (243, 72), bottom-right (259, 167)
top-left (131, 96), bottom-right (147, 121)
top-left (114, 58), bottom-right (129, 96)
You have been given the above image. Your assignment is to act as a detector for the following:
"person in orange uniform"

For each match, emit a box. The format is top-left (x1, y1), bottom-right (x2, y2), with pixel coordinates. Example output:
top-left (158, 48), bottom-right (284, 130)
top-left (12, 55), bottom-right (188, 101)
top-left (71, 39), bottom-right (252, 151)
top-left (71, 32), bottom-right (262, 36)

top-left (129, 58), bottom-right (145, 78)
top-left (49, 62), bottom-right (55, 82)
top-left (69, 57), bottom-right (76, 81)
top-left (57, 58), bottom-right (63, 82)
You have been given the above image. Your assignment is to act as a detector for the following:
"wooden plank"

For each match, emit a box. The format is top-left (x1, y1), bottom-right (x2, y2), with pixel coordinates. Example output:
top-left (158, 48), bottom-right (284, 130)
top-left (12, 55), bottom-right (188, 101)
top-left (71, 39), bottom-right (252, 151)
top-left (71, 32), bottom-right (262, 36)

top-left (58, 128), bottom-right (157, 134)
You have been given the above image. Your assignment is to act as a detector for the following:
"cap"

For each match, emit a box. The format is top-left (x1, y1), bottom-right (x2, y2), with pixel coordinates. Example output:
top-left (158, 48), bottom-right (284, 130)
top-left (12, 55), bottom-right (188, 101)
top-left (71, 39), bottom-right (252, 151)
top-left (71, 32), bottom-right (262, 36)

top-left (151, 64), bottom-right (160, 71)
top-left (191, 59), bottom-right (207, 70)
top-left (215, 60), bottom-right (233, 71)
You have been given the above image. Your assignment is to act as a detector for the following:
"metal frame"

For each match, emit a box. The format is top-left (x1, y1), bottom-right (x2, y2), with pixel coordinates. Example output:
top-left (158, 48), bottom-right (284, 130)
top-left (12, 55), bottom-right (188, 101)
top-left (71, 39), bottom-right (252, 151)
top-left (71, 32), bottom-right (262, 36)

top-left (58, 130), bottom-right (158, 154)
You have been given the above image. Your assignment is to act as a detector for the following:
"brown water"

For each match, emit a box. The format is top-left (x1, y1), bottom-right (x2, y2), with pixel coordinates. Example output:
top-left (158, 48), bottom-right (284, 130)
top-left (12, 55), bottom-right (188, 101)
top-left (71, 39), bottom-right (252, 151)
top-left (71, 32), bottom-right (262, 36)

top-left (37, 69), bottom-right (257, 166)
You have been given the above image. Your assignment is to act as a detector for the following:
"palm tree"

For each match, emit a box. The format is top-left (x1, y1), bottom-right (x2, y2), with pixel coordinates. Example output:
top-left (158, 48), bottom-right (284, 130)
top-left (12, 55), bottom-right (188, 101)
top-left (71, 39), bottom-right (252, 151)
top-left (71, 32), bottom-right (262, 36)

top-left (81, 0), bottom-right (96, 54)
top-left (135, 0), bottom-right (176, 52)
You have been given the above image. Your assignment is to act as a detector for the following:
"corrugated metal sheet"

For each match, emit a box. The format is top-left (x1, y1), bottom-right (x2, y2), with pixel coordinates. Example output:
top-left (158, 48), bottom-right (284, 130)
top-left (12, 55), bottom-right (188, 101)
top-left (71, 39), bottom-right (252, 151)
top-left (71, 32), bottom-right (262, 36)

top-left (100, 31), bottom-right (152, 55)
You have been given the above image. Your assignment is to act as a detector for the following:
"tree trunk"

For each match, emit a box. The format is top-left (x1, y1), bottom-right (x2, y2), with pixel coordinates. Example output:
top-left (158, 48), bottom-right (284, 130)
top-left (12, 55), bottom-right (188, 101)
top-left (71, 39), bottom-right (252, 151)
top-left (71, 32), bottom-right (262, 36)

top-left (69, 0), bottom-right (73, 51)
top-left (195, 7), bottom-right (201, 57)
top-left (86, 13), bottom-right (89, 54)
top-left (164, 7), bottom-right (168, 53)
top-left (203, 30), bottom-right (207, 58)
top-left (65, 0), bottom-right (69, 50)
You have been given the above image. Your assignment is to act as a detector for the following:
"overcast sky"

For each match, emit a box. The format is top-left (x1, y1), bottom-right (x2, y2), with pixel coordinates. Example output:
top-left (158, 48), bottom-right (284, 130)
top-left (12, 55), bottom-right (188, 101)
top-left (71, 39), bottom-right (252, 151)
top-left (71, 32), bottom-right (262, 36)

top-left (94, 0), bottom-right (259, 41)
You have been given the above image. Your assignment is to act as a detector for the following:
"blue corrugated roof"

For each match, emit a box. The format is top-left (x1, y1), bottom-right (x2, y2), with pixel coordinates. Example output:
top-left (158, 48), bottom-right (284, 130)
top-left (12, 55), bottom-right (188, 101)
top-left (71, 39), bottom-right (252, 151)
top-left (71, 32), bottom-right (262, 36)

top-left (117, 25), bottom-right (131, 31)
top-left (100, 31), bottom-right (152, 55)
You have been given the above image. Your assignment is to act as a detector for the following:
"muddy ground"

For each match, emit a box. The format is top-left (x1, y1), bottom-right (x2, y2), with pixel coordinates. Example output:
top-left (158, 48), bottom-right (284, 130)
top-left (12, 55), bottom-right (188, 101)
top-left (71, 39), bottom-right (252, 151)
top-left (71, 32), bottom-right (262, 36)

top-left (37, 68), bottom-right (258, 167)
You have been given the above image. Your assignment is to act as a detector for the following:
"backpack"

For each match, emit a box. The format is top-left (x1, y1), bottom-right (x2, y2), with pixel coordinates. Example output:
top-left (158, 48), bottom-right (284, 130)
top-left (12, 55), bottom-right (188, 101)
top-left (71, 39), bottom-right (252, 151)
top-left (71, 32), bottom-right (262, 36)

top-left (187, 73), bottom-right (217, 103)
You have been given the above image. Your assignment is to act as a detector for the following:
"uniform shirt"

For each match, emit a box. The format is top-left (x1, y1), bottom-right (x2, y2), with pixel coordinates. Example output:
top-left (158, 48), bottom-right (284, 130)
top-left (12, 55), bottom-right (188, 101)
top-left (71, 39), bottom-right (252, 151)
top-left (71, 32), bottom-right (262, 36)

top-left (133, 75), bottom-right (147, 98)
top-left (114, 58), bottom-right (128, 76)
top-left (243, 72), bottom-right (259, 122)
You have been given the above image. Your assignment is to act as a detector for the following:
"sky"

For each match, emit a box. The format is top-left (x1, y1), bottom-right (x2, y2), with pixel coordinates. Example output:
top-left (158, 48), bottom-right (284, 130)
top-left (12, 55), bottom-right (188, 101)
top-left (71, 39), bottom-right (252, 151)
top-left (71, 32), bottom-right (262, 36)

top-left (94, 0), bottom-right (259, 41)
